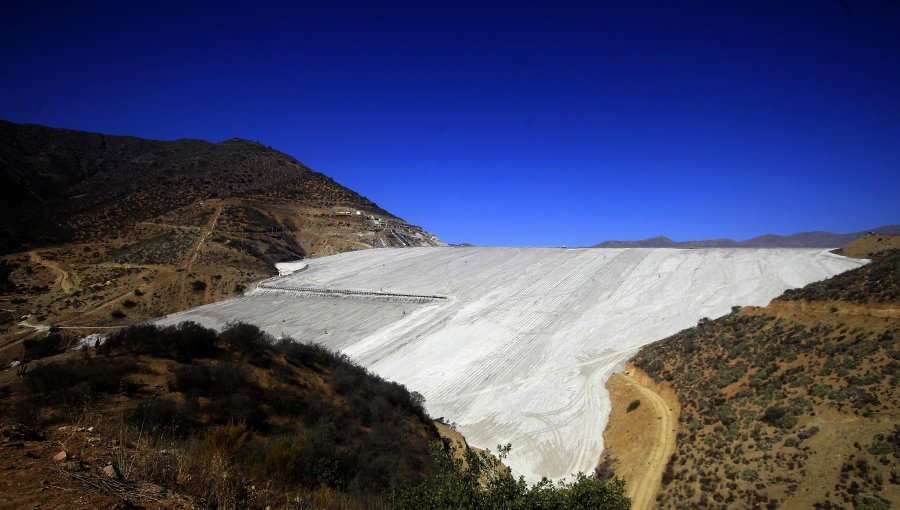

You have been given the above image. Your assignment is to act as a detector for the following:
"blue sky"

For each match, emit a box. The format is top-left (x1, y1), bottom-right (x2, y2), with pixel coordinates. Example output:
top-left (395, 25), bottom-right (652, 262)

top-left (1, 1), bottom-right (898, 246)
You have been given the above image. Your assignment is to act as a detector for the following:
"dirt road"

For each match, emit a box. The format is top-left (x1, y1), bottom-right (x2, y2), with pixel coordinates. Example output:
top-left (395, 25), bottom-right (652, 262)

top-left (28, 251), bottom-right (78, 294)
top-left (612, 371), bottom-right (677, 510)
top-left (182, 204), bottom-right (222, 269)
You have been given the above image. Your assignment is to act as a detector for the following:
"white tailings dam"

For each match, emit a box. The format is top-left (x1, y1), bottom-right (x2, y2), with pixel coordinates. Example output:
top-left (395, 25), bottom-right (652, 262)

top-left (156, 247), bottom-right (865, 482)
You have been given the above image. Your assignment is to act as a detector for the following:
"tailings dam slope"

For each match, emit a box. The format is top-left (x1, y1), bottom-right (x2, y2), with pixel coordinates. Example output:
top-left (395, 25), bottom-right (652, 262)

top-left (156, 247), bottom-right (864, 481)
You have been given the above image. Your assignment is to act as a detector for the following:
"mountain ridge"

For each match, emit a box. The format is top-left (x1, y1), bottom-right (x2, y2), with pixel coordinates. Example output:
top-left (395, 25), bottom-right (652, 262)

top-left (0, 119), bottom-right (441, 254)
top-left (591, 225), bottom-right (900, 249)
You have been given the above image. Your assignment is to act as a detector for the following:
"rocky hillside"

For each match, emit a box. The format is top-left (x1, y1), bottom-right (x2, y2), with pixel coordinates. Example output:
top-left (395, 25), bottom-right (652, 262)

top-left (617, 239), bottom-right (899, 509)
top-left (0, 120), bottom-right (442, 350)
top-left (0, 120), bottom-right (440, 254)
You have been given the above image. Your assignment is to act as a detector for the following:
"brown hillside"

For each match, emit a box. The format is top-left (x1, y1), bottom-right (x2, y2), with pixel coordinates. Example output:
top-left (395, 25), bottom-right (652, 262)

top-left (0, 120), bottom-right (400, 252)
top-left (605, 250), bottom-right (899, 509)
top-left (0, 120), bottom-right (442, 357)
top-left (836, 233), bottom-right (900, 259)
top-left (0, 322), bottom-right (439, 509)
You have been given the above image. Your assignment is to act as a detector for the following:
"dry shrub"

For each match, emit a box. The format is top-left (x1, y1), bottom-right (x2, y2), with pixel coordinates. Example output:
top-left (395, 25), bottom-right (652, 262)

top-left (262, 433), bottom-right (305, 484)
top-left (202, 420), bottom-right (251, 462)
top-left (176, 421), bottom-right (253, 509)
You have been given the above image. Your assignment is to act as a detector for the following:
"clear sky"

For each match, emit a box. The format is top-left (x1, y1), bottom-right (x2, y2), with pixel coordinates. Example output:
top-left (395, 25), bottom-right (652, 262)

top-left (1, 1), bottom-right (898, 246)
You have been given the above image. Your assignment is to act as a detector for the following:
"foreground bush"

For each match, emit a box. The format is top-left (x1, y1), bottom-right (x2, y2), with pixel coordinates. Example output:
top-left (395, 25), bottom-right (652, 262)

top-left (5, 321), bottom-right (631, 509)
top-left (100, 321), bottom-right (217, 360)
top-left (7, 322), bottom-right (439, 505)
top-left (396, 443), bottom-right (630, 510)
top-left (22, 332), bottom-right (75, 360)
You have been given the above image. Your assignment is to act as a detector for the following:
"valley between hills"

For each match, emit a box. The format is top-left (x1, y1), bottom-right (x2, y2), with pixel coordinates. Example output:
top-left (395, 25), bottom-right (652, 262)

top-left (0, 121), bottom-right (897, 510)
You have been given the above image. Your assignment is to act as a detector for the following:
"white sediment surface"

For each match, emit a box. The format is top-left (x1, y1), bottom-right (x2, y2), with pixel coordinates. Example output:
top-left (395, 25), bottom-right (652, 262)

top-left (156, 247), bottom-right (864, 482)
top-left (275, 260), bottom-right (308, 276)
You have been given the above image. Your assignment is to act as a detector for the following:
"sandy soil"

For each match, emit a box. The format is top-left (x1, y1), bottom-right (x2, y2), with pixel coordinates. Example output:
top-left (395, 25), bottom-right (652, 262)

top-left (601, 365), bottom-right (679, 510)
top-left (0, 423), bottom-right (193, 510)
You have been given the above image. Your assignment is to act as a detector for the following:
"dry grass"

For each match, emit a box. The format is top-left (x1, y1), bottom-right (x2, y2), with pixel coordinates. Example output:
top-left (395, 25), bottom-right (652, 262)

top-left (0, 322), bottom-right (439, 509)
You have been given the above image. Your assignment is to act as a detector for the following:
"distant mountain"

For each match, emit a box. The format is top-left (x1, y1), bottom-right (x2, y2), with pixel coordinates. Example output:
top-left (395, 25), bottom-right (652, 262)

top-left (591, 226), bottom-right (900, 249)
top-left (593, 236), bottom-right (737, 249)
top-left (738, 227), bottom-right (900, 248)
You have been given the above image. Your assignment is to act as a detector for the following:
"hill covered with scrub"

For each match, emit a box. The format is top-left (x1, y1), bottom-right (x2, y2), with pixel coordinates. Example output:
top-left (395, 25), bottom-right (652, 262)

top-left (0, 119), bottom-right (441, 361)
top-left (0, 322), bottom-right (630, 509)
top-left (624, 239), bottom-right (899, 509)
top-left (0, 119), bottom-right (438, 254)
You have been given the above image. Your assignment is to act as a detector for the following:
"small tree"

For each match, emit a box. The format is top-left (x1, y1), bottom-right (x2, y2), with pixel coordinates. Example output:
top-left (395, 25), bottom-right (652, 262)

top-left (411, 391), bottom-right (426, 410)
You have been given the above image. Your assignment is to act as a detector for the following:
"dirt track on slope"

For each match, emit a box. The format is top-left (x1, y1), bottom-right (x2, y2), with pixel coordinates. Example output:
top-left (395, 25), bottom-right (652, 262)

top-left (28, 251), bottom-right (78, 294)
top-left (602, 366), bottom-right (679, 510)
top-left (182, 204), bottom-right (222, 269)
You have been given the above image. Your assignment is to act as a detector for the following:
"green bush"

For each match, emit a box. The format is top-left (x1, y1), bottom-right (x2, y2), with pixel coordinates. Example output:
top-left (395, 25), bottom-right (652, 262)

top-left (626, 400), bottom-right (641, 413)
top-left (868, 439), bottom-right (893, 456)
top-left (395, 443), bottom-right (630, 510)
top-left (19, 357), bottom-right (135, 409)
top-left (810, 384), bottom-right (830, 398)
top-left (762, 406), bottom-right (798, 429)
top-left (220, 321), bottom-right (271, 354)
top-left (102, 321), bottom-right (217, 360)
top-left (855, 494), bottom-right (891, 510)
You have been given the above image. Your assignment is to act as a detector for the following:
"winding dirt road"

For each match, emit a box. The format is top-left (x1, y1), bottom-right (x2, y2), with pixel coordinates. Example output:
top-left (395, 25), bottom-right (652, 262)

top-left (28, 251), bottom-right (78, 294)
top-left (613, 371), bottom-right (677, 510)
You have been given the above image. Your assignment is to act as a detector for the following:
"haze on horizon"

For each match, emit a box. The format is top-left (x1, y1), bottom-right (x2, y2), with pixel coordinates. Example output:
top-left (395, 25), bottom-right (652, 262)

top-left (1, 1), bottom-right (897, 246)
